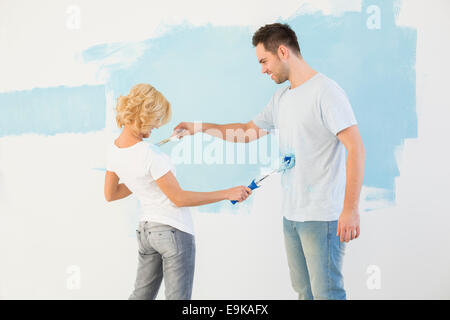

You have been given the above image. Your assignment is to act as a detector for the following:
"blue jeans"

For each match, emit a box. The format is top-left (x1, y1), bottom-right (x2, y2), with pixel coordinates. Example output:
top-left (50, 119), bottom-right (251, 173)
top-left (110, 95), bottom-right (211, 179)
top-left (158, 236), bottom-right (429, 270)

top-left (128, 221), bottom-right (195, 300)
top-left (283, 217), bottom-right (346, 300)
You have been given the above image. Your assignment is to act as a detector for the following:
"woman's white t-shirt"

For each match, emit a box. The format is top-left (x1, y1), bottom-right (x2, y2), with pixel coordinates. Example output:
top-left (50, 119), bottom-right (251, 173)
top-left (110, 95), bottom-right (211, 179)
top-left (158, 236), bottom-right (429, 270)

top-left (106, 140), bottom-right (194, 235)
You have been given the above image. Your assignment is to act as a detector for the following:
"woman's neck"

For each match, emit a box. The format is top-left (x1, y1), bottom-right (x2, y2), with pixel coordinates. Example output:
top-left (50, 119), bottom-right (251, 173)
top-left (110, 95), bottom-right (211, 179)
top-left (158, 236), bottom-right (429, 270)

top-left (116, 126), bottom-right (143, 146)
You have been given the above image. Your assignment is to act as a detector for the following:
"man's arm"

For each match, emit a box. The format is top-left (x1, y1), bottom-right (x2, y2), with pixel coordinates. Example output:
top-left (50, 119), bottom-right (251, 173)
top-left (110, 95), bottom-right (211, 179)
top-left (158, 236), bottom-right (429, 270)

top-left (104, 171), bottom-right (132, 202)
top-left (173, 121), bottom-right (268, 143)
top-left (336, 124), bottom-right (365, 242)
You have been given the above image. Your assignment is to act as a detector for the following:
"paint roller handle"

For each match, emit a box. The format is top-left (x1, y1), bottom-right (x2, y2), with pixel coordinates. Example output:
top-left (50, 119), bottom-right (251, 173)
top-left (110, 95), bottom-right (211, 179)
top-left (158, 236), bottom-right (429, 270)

top-left (230, 179), bottom-right (260, 205)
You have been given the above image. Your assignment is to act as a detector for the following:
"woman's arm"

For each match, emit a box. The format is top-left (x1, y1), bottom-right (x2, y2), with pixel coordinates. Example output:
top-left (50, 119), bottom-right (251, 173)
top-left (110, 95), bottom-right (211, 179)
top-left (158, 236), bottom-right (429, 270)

top-left (156, 171), bottom-right (251, 207)
top-left (104, 170), bottom-right (132, 202)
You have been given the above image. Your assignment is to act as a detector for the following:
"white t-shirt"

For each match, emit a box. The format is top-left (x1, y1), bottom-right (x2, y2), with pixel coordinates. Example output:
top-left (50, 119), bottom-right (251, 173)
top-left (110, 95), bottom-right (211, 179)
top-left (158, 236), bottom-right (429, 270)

top-left (253, 72), bottom-right (357, 222)
top-left (106, 140), bottom-right (194, 235)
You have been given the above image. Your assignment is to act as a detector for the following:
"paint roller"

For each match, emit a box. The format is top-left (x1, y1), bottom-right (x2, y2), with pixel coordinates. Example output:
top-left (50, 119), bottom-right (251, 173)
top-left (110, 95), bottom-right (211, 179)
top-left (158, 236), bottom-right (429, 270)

top-left (230, 153), bottom-right (296, 205)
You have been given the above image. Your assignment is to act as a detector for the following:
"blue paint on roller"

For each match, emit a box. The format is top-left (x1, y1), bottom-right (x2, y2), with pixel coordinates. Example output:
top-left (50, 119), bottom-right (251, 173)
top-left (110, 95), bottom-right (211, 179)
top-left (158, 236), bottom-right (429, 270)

top-left (279, 154), bottom-right (295, 172)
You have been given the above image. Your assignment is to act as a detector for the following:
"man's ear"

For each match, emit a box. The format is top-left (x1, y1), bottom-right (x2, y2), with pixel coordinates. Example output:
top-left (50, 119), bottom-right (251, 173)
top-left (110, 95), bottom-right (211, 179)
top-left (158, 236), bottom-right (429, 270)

top-left (278, 45), bottom-right (289, 60)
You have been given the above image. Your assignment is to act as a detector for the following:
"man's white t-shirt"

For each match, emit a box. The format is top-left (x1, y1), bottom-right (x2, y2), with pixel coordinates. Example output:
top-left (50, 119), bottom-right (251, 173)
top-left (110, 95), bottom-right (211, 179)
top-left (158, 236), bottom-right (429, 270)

top-left (106, 140), bottom-right (194, 235)
top-left (253, 72), bottom-right (357, 222)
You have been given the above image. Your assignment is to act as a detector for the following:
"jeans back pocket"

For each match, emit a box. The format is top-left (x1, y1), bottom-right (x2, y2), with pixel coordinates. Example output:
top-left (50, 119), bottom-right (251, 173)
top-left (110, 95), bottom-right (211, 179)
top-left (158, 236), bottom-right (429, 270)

top-left (149, 229), bottom-right (178, 258)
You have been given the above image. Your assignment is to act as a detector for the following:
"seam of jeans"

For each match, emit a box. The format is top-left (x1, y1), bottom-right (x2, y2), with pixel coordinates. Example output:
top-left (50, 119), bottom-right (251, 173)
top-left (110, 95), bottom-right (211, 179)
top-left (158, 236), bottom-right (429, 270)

top-left (136, 229), bottom-right (148, 255)
top-left (327, 221), bottom-right (331, 298)
top-left (188, 235), bottom-right (195, 298)
top-left (172, 229), bottom-right (179, 256)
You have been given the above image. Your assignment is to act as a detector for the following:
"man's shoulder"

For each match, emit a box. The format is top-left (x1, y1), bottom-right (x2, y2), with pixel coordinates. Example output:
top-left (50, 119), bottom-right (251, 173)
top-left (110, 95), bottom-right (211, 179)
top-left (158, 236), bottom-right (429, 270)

top-left (315, 73), bottom-right (346, 94)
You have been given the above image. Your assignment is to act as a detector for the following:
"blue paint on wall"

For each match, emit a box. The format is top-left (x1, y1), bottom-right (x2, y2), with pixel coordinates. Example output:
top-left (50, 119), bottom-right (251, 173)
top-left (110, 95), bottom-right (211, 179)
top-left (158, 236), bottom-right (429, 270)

top-left (0, 85), bottom-right (106, 137)
top-left (0, 0), bottom-right (416, 211)
top-left (85, 0), bottom-right (415, 210)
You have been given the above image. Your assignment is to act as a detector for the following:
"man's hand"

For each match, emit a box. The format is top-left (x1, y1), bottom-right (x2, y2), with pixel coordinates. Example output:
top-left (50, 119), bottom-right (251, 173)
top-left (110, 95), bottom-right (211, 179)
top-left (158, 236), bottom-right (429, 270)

top-left (173, 122), bottom-right (202, 138)
top-left (337, 209), bottom-right (360, 242)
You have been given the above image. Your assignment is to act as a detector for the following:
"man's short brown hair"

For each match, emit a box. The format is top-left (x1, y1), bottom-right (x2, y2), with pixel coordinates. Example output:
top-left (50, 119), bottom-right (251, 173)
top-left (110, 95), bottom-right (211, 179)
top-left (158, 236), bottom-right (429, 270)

top-left (252, 23), bottom-right (301, 57)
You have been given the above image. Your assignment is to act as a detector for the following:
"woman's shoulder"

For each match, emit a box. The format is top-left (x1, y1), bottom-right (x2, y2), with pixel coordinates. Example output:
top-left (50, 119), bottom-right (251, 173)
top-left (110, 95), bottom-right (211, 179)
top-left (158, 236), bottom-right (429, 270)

top-left (145, 141), bottom-right (162, 152)
top-left (142, 141), bottom-right (170, 160)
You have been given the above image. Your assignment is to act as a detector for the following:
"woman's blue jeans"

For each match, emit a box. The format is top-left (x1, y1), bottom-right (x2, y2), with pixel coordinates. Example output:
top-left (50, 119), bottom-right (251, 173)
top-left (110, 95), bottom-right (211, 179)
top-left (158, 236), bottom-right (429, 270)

top-left (129, 221), bottom-right (195, 300)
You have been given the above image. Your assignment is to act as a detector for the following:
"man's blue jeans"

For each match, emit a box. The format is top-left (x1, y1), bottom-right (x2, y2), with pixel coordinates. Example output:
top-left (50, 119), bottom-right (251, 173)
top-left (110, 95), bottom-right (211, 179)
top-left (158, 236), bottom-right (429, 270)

top-left (129, 221), bottom-right (195, 300)
top-left (283, 217), bottom-right (346, 300)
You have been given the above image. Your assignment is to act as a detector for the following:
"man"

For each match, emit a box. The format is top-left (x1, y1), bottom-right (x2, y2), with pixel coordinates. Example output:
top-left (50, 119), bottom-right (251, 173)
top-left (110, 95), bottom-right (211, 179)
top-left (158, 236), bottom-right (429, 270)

top-left (173, 23), bottom-right (365, 300)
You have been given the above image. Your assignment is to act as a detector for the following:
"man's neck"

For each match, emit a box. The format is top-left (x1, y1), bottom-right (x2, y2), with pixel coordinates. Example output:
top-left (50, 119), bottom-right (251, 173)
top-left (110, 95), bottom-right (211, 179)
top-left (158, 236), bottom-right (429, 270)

top-left (288, 58), bottom-right (318, 90)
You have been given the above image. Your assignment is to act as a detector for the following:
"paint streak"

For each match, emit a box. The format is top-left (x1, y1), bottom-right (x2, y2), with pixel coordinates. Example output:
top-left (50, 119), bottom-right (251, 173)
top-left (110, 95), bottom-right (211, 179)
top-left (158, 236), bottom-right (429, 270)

top-left (0, 85), bottom-right (106, 137)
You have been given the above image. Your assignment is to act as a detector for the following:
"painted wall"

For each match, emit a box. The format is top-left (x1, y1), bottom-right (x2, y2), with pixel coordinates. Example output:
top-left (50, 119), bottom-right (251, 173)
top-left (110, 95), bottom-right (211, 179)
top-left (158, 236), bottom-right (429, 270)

top-left (0, 0), bottom-right (449, 299)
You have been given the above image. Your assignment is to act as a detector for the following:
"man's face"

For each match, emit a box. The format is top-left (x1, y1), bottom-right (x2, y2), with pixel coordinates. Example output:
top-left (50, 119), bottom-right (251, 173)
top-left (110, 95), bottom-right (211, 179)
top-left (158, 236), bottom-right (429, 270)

top-left (256, 43), bottom-right (289, 84)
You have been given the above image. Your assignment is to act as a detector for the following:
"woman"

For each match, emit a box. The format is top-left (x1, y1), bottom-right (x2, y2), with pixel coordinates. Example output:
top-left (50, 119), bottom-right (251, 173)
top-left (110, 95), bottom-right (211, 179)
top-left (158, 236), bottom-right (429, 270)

top-left (104, 83), bottom-right (251, 300)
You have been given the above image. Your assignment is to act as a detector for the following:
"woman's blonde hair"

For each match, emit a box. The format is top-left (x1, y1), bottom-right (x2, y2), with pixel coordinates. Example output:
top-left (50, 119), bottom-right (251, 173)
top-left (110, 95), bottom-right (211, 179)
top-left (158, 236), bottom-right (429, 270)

top-left (115, 83), bottom-right (172, 133)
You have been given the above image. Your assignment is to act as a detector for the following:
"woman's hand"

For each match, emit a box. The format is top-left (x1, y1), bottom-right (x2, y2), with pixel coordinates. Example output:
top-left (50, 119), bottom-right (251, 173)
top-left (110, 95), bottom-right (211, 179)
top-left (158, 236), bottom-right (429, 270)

top-left (225, 186), bottom-right (252, 203)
